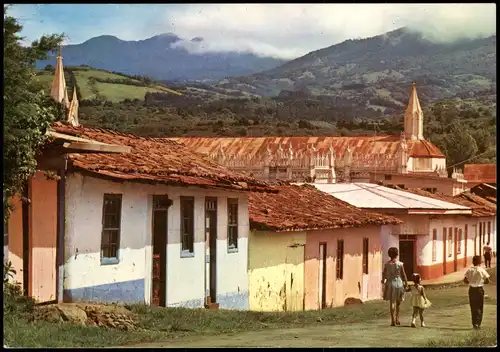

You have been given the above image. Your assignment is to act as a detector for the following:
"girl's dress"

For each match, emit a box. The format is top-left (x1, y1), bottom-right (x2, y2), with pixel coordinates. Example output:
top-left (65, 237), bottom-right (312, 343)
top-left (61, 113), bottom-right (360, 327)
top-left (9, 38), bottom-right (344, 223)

top-left (383, 260), bottom-right (405, 302)
top-left (411, 284), bottom-right (431, 308)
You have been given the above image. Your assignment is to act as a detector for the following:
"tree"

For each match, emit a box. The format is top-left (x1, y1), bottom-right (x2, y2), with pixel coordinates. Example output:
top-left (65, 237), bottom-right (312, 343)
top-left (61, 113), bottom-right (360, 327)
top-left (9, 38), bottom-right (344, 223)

top-left (441, 121), bottom-right (478, 172)
top-left (3, 6), bottom-right (64, 220)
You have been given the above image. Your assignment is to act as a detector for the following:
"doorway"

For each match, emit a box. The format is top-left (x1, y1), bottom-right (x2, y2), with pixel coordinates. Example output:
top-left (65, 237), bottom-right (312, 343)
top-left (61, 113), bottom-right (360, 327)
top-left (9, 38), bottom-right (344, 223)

top-left (205, 197), bottom-right (218, 305)
top-left (453, 228), bottom-right (458, 272)
top-left (399, 239), bottom-right (415, 278)
top-left (152, 195), bottom-right (171, 306)
top-left (318, 243), bottom-right (327, 309)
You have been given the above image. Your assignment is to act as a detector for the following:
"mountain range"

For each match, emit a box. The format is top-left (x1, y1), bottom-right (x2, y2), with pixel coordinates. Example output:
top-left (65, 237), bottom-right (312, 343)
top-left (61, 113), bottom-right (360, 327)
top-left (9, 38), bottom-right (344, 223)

top-left (37, 28), bottom-right (496, 108)
top-left (36, 33), bottom-right (286, 81)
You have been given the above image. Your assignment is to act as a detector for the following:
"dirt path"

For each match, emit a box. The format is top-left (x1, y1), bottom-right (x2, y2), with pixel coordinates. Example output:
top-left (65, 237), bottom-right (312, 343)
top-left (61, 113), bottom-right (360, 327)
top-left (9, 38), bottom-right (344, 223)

top-left (131, 303), bottom-right (496, 348)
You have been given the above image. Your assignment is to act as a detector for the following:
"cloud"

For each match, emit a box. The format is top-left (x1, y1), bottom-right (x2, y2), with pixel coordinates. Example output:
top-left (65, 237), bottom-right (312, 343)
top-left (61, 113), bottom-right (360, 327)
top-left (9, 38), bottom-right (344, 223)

top-left (164, 4), bottom-right (496, 59)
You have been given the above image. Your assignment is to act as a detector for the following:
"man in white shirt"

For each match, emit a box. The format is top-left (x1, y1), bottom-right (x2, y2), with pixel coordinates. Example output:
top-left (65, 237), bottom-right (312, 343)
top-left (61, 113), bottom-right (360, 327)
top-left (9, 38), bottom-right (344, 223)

top-left (464, 255), bottom-right (491, 329)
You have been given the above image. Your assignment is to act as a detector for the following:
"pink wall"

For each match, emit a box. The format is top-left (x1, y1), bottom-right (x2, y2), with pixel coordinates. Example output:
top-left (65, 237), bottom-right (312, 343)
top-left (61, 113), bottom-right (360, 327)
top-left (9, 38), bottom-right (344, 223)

top-left (304, 225), bottom-right (383, 310)
top-left (29, 171), bottom-right (58, 302)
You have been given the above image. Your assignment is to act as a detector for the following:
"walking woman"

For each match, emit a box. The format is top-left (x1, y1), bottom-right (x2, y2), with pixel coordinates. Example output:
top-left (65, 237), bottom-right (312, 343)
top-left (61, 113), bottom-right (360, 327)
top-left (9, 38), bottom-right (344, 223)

top-left (382, 247), bottom-right (409, 326)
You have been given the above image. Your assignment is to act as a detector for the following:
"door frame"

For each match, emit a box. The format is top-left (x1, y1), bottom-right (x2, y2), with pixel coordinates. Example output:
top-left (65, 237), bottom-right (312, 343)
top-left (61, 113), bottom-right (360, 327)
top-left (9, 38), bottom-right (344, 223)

top-left (399, 235), bottom-right (416, 279)
top-left (453, 227), bottom-right (458, 272)
top-left (151, 195), bottom-right (171, 307)
top-left (205, 197), bottom-right (218, 305)
top-left (318, 242), bottom-right (327, 310)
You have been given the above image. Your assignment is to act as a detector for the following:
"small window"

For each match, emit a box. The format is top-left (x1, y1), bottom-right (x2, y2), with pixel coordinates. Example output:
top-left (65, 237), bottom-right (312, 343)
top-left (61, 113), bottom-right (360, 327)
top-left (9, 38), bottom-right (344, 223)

top-left (397, 184), bottom-right (405, 189)
top-left (448, 228), bottom-right (453, 258)
top-left (101, 194), bottom-right (122, 263)
top-left (336, 239), bottom-right (344, 280)
top-left (432, 229), bottom-right (437, 262)
top-left (362, 238), bottom-right (369, 275)
top-left (180, 196), bottom-right (195, 254)
top-left (384, 174), bottom-right (392, 180)
top-left (457, 229), bottom-right (462, 254)
top-left (227, 199), bottom-right (239, 251)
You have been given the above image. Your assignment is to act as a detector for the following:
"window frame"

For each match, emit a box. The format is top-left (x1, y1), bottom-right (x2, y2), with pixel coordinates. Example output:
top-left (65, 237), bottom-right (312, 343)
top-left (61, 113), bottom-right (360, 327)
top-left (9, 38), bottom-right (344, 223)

top-left (180, 196), bottom-right (195, 257)
top-left (362, 238), bottom-right (369, 275)
top-left (100, 193), bottom-right (122, 265)
top-left (227, 198), bottom-right (239, 253)
top-left (336, 239), bottom-right (344, 280)
top-left (432, 229), bottom-right (437, 262)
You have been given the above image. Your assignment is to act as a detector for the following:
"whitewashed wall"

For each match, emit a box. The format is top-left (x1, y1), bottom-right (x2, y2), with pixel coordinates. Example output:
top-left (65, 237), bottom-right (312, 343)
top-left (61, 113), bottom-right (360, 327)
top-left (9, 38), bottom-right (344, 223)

top-left (380, 224), bottom-right (397, 264)
top-left (64, 173), bottom-right (249, 308)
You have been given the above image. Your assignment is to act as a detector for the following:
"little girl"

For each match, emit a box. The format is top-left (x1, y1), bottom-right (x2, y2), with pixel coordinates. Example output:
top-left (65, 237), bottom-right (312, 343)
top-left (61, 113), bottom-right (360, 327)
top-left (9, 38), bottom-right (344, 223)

top-left (410, 273), bottom-right (431, 328)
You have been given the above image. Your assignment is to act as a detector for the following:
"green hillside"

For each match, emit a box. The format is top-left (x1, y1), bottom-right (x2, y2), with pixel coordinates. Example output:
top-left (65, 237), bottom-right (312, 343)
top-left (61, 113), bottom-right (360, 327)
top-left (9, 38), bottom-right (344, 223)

top-left (36, 66), bottom-right (182, 103)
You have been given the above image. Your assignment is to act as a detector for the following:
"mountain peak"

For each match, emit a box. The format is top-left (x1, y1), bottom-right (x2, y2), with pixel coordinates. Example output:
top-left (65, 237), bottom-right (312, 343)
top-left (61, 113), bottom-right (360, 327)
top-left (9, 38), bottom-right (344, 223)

top-left (191, 36), bottom-right (204, 42)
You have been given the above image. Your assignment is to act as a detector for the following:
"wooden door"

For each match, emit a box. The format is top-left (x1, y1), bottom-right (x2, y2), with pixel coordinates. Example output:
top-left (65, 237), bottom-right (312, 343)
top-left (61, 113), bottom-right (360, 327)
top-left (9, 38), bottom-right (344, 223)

top-left (152, 195), bottom-right (170, 306)
top-left (453, 228), bottom-right (458, 272)
top-left (399, 240), bottom-right (415, 278)
top-left (205, 198), bottom-right (217, 304)
top-left (318, 243), bottom-right (327, 310)
top-left (464, 225), bottom-right (468, 268)
top-left (442, 227), bottom-right (447, 275)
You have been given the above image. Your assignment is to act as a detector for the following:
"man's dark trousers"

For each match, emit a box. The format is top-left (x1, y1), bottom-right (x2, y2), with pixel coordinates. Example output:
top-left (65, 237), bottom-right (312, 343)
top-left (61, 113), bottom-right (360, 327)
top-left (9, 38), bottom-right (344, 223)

top-left (468, 286), bottom-right (485, 327)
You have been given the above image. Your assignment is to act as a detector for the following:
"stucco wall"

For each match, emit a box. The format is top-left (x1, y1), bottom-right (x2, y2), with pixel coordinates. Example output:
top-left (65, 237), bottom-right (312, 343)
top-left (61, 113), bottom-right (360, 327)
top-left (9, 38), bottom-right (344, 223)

top-left (372, 173), bottom-right (464, 196)
top-left (64, 173), bottom-right (249, 309)
top-left (304, 225), bottom-right (384, 310)
top-left (248, 230), bottom-right (306, 312)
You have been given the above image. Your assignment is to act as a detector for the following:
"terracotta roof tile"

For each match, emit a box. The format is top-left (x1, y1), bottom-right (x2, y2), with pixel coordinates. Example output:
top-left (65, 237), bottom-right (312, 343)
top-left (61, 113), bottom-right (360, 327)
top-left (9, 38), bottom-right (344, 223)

top-left (248, 184), bottom-right (401, 232)
top-left (170, 136), bottom-right (445, 159)
top-left (403, 188), bottom-right (496, 218)
top-left (49, 122), bottom-right (272, 192)
top-left (464, 164), bottom-right (497, 184)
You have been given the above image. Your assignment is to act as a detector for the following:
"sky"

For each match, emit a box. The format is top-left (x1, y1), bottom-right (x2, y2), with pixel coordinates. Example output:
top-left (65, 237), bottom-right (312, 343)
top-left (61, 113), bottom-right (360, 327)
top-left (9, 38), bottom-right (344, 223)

top-left (7, 3), bottom-right (497, 59)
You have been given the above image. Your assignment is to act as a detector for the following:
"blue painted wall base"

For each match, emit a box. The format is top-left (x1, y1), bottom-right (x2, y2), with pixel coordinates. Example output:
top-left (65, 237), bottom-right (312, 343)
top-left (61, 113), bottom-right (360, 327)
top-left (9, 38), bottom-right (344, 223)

top-left (217, 291), bottom-right (249, 310)
top-left (64, 279), bottom-right (145, 304)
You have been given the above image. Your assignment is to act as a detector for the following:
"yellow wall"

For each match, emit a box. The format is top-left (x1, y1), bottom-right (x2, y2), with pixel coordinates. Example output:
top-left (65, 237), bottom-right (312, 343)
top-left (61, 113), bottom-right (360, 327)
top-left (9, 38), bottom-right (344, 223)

top-left (248, 230), bottom-right (306, 311)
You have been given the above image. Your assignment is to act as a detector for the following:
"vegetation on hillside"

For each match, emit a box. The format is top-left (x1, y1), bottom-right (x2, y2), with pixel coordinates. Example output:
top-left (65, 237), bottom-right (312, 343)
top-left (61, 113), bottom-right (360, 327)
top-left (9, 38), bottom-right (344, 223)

top-left (3, 6), bottom-right (63, 220)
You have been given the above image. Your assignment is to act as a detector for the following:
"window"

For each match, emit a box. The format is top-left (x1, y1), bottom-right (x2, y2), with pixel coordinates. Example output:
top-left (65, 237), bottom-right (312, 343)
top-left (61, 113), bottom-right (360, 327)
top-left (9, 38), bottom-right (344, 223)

top-left (227, 199), bottom-right (239, 251)
top-left (482, 222), bottom-right (486, 244)
top-left (180, 196), bottom-right (195, 255)
top-left (101, 194), bottom-right (122, 263)
top-left (397, 184), bottom-right (405, 189)
top-left (432, 229), bottom-right (437, 262)
top-left (362, 238), bottom-right (369, 274)
top-left (336, 239), bottom-right (344, 280)
top-left (457, 229), bottom-right (462, 254)
top-left (443, 227), bottom-right (447, 259)
top-left (384, 174), bottom-right (392, 180)
top-left (424, 188), bottom-right (437, 194)
top-left (448, 228), bottom-right (453, 257)
top-left (487, 221), bottom-right (491, 244)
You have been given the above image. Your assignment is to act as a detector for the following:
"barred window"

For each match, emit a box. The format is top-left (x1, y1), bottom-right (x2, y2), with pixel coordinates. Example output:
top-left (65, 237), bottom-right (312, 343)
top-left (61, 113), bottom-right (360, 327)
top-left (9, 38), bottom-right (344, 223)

top-left (101, 194), bottom-right (122, 262)
top-left (227, 199), bottom-right (238, 251)
top-left (180, 197), bottom-right (195, 254)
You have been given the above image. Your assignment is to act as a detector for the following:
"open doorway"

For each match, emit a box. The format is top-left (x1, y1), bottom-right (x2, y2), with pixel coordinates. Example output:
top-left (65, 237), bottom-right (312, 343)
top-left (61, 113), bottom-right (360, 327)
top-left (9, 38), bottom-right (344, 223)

top-left (399, 237), bottom-right (415, 278)
top-left (318, 243), bottom-right (327, 309)
top-left (152, 195), bottom-right (171, 306)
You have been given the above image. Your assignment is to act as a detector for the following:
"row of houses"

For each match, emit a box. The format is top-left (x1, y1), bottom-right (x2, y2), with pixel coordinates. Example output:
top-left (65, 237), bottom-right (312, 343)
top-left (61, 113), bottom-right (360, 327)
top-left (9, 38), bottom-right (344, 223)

top-left (4, 121), bottom-right (497, 311)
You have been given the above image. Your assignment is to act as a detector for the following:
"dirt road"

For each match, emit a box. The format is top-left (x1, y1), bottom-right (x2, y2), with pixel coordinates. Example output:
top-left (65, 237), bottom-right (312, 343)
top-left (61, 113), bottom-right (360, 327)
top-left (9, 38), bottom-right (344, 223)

top-left (132, 302), bottom-right (496, 348)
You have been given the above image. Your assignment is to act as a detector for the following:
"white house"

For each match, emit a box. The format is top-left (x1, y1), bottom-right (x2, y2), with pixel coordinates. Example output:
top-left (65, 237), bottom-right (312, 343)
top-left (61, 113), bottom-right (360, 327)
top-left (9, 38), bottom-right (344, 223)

top-left (309, 183), bottom-right (473, 280)
top-left (7, 122), bottom-right (272, 309)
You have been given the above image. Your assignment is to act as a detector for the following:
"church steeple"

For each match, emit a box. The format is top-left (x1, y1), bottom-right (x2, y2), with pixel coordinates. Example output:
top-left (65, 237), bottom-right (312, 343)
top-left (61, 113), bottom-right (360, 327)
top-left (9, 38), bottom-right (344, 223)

top-left (404, 82), bottom-right (424, 140)
top-left (50, 45), bottom-right (70, 108)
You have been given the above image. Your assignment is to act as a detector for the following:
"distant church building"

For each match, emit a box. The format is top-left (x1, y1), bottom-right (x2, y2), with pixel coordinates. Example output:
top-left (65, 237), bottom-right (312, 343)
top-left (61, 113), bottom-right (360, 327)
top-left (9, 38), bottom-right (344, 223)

top-left (171, 83), bottom-right (467, 195)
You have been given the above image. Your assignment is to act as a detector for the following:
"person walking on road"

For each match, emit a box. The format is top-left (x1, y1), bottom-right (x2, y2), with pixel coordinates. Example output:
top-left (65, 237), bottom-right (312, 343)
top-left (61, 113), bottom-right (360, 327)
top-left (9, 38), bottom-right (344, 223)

top-left (464, 255), bottom-right (491, 329)
top-left (382, 247), bottom-right (409, 326)
top-left (483, 242), bottom-right (492, 268)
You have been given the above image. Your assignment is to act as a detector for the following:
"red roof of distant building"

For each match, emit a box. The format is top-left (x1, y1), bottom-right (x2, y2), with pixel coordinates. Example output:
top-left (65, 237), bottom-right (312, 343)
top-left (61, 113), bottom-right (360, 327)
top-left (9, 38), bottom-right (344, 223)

top-left (248, 184), bottom-right (401, 232)
top-left (171, 136), bottom-right (445, 159)
top-left (464, 164), bottom-right (497, 184)
top-left (49, 122), bottom-right (272, 192)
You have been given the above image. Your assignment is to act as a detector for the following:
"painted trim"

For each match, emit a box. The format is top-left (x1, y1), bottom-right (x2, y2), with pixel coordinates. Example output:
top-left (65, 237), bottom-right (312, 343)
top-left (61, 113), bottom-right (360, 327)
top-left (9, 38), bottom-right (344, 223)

top-left (227, 247), bottom-right (239, 254)
top-left (180, 250), bottom-right (195, 258)
top-left (63, 278), bottom-right (145, 304)
top-left (101, 257), bottom-right (120, 265)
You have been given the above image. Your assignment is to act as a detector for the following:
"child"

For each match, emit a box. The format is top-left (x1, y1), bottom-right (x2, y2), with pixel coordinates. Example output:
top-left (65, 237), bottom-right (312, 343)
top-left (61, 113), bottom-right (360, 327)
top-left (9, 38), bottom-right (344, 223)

top-left (410, 273), bottom-right (430, 328)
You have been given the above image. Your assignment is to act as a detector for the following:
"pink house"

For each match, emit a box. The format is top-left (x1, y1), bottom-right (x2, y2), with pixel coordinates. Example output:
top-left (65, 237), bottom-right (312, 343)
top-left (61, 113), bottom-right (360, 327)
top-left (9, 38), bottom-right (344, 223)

top-left (247, 184), bottom-right (400, 311)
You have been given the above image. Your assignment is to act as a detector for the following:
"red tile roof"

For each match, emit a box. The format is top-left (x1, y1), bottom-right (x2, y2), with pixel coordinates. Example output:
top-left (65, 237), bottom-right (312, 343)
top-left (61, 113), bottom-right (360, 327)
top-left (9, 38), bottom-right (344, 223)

top-left (49, 122), bottom-right (272, 192)
top-left (403, 188), bottom-right (496, 218)
top-left (248, 184), bottom-right (401, 232)
top-left (170, 136), bottom-right (445, 160)
top-left (464, 164), bottom-right (497, 184)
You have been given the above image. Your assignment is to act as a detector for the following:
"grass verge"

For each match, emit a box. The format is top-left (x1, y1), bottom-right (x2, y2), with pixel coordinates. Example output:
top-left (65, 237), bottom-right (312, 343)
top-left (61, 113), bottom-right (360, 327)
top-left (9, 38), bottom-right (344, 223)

top-left (3, 283), bottom-right (497, 348)
top-left (425, 328), bottom-right (497, 347)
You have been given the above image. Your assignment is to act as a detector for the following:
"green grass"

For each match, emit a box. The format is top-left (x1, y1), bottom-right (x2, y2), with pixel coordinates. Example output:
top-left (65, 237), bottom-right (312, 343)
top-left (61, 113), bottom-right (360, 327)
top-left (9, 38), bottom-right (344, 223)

top-left (35, 66), bottom-right (181, 102)
top-left (425, 328), bottom-right (497, 347)
top-left (4, 283), bottom-right (496, 348)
